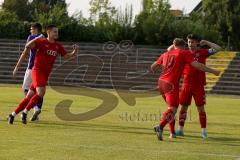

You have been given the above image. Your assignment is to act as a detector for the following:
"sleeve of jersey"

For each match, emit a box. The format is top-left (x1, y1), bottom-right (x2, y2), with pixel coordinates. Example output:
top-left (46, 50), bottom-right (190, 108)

top-left (26, 36), bottom-right (31, 43)
top-left (207, 48), bottom-right (216, 57)
top-left (59, 45), bottom-right (67, 57)
top-left (27, 35), bottom-right (36, 43)
top-left (34, 38), bottom-right (43, 49)
top-left (156, 55), bottom-right (163, 65)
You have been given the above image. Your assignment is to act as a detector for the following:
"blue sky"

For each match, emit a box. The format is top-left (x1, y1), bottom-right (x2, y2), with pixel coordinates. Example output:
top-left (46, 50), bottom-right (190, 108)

top-left (0, 0), bottom-right (201, 17)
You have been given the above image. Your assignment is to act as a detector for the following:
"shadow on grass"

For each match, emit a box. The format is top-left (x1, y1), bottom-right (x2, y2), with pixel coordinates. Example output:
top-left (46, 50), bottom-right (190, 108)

top-left (2, 118), bottom-right (240, 147)
top-left (24, 120), bottom-right (155, 136)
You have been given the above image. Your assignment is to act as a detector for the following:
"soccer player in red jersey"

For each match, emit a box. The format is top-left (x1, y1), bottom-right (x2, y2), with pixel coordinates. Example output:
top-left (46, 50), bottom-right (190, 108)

top-left (151, 38), bottom-right (220, 141)
top-left (7, 24), bottom-right (77, 125)
top-left (176, 34), bottom-right (222, 139)
top-left (13, 23), bottom-right (44, 121)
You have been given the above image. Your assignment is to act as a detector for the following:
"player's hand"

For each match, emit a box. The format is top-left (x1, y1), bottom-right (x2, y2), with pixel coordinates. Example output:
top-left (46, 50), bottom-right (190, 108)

top-left (72, 44), bottom-right (78, 56)
top-left (213, 70), bottom-right (221, 76)
top-left (12, 67), bottom-right (18, 77)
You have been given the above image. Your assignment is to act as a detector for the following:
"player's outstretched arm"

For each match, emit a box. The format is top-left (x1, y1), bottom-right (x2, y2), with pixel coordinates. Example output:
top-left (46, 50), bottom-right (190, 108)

top-left (12, 38), bottom-right (38, 76)
top-left (191, 61), bottom-right (221, 76)
top-left (200, 40), bottom-right (222, 52)
top-left (63, 44), bottom-right (78, 61)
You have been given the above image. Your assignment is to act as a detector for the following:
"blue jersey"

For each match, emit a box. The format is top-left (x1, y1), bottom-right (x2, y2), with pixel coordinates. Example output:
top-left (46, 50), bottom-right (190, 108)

top-left (26, 34), bottom-right (41, 69)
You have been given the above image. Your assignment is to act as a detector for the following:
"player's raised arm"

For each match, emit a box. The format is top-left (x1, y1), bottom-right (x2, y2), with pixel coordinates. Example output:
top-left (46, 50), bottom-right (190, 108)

top-left (200, 40), bottom-right (222, 53)
top-left (12, 38), bottom-right (40, 76)
top-left (191, 61), bottom-right (221, 76)
top-left (63, 44), bottom-right (78, 61)
top-left (167, 44), bottom-right (174, 51)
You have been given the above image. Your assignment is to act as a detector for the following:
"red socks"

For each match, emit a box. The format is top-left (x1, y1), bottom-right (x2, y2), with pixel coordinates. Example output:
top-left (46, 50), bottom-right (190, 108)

top-left (160, 109), bottom-right (175, 130)
top-left (14, 98), bottom-right (30, 114)
top-left (199, 112), bottom-right (207, 128)
top-left (179, 111), bottom-right (187, 127)
top-left (25, 95), bottom-right (42, 111)
top-left (169, 119), bottom-right (175, 134)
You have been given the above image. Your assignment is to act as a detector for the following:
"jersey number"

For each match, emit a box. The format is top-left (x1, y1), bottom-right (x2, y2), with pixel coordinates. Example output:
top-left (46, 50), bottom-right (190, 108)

top-left (166, 55), bottom-right (175, 69)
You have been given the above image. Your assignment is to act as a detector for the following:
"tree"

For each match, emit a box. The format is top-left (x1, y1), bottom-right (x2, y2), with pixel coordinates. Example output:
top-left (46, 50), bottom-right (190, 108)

top-left (33, 2), bottom-right (70, 30)
top-left (89, 0), bottom-right (117, 23)
top-left (203, 0), bottom-right (240, 49)
top-left (134, 0), bottom-right (173, 45)
top-left (0, 10), bottom-right (28, 38)
top-left (2, 0), bottom-right (31, 21)
top-left (30, 0), bottom-right (67, 13)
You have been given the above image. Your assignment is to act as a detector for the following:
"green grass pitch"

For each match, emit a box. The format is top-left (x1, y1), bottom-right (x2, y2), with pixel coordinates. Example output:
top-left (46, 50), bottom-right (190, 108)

top-left (0, 85), bottom-right (239, 160)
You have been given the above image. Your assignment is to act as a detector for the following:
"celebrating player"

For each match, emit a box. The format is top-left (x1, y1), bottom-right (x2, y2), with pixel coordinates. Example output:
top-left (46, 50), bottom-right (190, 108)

top-left (176, 34), bottom-right (222, 138)
top-left (151, 38), bottom-right (220, 141)
top-left (8, 24), bottom-right (78, 125)
top-left (13, 22), bottom-right (44, 121)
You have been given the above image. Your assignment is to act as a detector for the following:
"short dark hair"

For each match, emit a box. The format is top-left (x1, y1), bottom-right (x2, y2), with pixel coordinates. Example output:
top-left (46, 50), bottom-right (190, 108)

top-left (187, 34), bottom-right (201, 41)
top-left (31, 23), bottom-right (42, 32)
top-left (46, 24), bottom-right (57, 31)
top-left (173, 38), bottom-right (186, 47)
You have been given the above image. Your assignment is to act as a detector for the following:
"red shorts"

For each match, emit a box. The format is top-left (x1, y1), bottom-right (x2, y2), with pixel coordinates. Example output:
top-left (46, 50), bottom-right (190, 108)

top-left (158, 79), bottom-right (179, 108)
top-left (30, 69), bottom-right (49, 91)
top-left (179, 84), bottom-right (206, 107)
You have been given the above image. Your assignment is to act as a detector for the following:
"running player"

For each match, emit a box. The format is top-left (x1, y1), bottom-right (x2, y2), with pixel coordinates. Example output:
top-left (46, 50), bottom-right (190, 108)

top-left (13, 22), bottom-right (44, 121)
top-left (151, 38), bottom-right (220, 141)
top-left (8, 24), bottom-right (77, 125)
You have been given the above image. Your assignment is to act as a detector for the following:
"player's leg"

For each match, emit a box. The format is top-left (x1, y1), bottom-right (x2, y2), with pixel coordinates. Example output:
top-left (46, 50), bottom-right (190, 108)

top-left (7, 87), bottom-right (36, 124)
top-left (168, 115), bottom-right (176, 138)
top-left (197, 106), bottom-right (207, 138)
top-left (30, 82), bottom-right (44, 121)
top-left (193, 85), bottom-right (207, 138)
top-left (22, 69), bottom-right (32, 95)
top-left (23, 69), bottom-right (43, 121)
top-left (21, 87), bottom-right (46, 124)
top-left (154, 90), bottom-right (178, 141)
top-left (31, 87), bottom-right (44, 121)
top-left (155, 106), bottom-right (177, 140)
top-left (30, 98), bottom-right (43, 121)
top-left (20, 70), bottom-right (47, 124)
top-left (176, 85), bottom-right (192, 136)
top-left (176, 105), bottom-right (188, 136)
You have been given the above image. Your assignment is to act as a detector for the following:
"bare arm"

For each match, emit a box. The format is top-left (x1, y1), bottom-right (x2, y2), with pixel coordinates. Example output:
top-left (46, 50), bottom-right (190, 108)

top-left (63, 44), bottom-right (78, 61)
top-left (167, 45), bottom-right (174, 51)
top-left (151, 62), bottom-right (163, 73)
top-left (191, 61), bottom-right (221, 76)
top-left (12, 38), bottom-right (39, 76)
top-left (200, 40), bottom-right (222, 52)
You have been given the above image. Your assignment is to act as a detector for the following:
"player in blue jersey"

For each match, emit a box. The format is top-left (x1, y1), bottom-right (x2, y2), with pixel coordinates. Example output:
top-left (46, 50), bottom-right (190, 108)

top-left (13, 23), bottom-right (44, 121)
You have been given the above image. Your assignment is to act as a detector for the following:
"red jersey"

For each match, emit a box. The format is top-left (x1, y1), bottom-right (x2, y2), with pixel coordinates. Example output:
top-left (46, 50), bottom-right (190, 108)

top-left (33, 38), bottom-right (67, 76)
top-left (182, 49), bottom-right (212, 86)
top-left (156, 49), bottom-right (195, 88)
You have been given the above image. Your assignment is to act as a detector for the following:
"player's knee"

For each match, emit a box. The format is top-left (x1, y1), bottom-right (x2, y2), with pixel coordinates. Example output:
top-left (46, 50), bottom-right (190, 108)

top-left (197, 106), bottom-right (205, 113)
top-left (36, 87), bottom-right (46, 97)
top-left (36, 90), bottom-right (45, 97)
top-left (37, 92), bottom-right (45, 98)
top-left (181, 105), bottom-right (188, 112)
top-left (169, 107), bottom-right (177, 114)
